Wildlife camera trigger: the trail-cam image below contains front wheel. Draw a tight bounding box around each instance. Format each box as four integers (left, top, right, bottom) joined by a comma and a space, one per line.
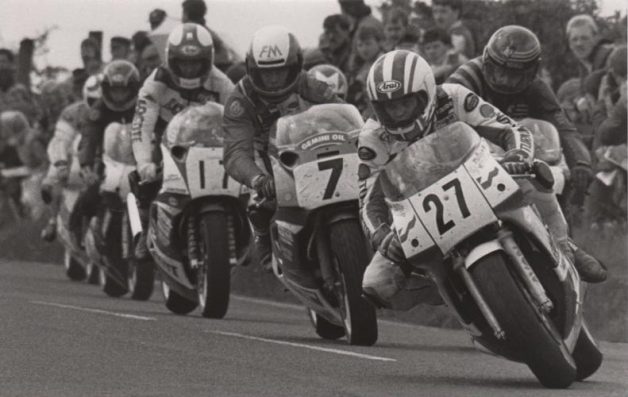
128, 259, 155, 301
100, 267, 127, 298
307, 308, 345, 340
329, 220, 378, 346
197, 212, 231, 319
162, 281, 197, 315
573, 322, 603, 381
64, 249, 85, 281
85, 262, 100, 285
470, 252, 576, 388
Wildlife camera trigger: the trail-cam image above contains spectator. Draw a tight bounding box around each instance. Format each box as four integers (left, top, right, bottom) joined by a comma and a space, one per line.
566, 14, 614, 78
80, 38, 103, 76
432, 0, 475, 58
149, 9, 167, 31
181, 0, 241, 72
0, 49, 39, 124
70, 68, 89, 101
321, 14, 354, 74
395, 31, 420, 53
110, 36, 132, 61
593, 45, 627, 149
409, 1, 435, 42
421, 27, 467, 83
137, 43, 162, 82
338, 0, 383, 46
383, 7, 408, 51
348, 24, 384, 113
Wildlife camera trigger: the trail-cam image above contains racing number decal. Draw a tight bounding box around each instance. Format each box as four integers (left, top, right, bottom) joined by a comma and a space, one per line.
318, 158, 343, 200
197, 160, 229, 190
422, 178, 470, 235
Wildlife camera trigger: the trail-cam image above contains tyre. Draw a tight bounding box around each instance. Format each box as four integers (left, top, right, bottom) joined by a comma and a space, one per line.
128, 258, 155, 301
573, 322, 603, 381
162, 281, 197, 315
307, 308, 345, 340
329, 220, 378, 346
85, 262, 100, 285
471, 252, 576, 388
100, 267, 127, 298
197, 212, 231, 319
64, 249, 86, 281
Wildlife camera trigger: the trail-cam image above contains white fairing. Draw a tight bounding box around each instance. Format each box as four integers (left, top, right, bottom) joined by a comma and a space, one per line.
160, 144, 188, 194
386, 124, 520, 257
293, 153, 359, 209
184, 147, 241, 199
101, 155, 135, 199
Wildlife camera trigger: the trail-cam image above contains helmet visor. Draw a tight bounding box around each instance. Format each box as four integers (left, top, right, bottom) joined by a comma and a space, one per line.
372, 92, 428, 131
485, 58, 537, 94
173, 58, 207, 79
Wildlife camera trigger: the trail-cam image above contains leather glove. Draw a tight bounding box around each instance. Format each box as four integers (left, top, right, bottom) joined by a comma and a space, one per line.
80, 166, 100, 186
501, 149, 531, 175
54, 161, 69, 182
571, 163, 593, 193
137, 162, 158, 182
251, 174, 275, 200
378, 230, 405, 263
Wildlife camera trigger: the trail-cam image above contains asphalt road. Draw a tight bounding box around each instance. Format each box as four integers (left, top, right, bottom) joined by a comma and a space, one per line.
1, 259, 627, 397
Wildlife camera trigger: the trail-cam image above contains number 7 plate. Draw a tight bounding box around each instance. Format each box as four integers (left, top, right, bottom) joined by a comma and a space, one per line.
293, 154, 358, 209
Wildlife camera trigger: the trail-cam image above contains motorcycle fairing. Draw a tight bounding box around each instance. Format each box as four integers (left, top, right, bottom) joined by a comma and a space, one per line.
160, 144, 189, 195
101, 155, 135, 198
184, 147, 242, 199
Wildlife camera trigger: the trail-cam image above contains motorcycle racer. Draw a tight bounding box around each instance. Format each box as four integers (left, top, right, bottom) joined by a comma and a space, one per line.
447, 26, 594, 209
40, 74, 102, 241
222, 25, 343, 269
131, 23, 234, 258
358, 50, 605, 309
308, 63, 349, 100
68, 60, 140, 245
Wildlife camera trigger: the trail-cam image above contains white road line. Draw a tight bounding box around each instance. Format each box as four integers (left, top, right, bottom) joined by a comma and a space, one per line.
207, 330, 397, 362
231, 295, 424, 330
31, 301, 156, 321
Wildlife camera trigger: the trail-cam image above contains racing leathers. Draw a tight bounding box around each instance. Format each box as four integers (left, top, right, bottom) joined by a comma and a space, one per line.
447, 57, 593, 195
222, 72, 342, 265
69, 99, 135, 243
359, 83, 573, 309
131, 66, 234, 178
40, 101, 90, 241
130, 66, 234, 257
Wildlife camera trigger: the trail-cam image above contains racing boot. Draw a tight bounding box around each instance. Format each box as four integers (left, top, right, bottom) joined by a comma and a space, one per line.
40, 218, 57, 242
252, 230, 272, 272
560, 239, 608, 283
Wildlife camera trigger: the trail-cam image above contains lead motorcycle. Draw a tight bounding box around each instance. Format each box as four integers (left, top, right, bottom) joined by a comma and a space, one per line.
382, 121, 602, 388
129, 104, 251, 318
268, 103, 377, 346
84, 122, 155, 299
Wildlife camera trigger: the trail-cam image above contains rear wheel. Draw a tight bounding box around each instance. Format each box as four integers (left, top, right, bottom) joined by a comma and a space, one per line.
573, 322, 603, 381
329, 220, 378, 346
128, 259, 155, 301
471, 252, 576, 388
64, 249, 86, 281
197, 212, 231, 319
162, 281, 197, 315
307, 308, 345, 340
85, 262, 100, 285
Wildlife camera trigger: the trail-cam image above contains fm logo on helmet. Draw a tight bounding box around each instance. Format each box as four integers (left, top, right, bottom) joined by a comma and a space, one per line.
376, 80, 402, 93
259, 45, 283, 59
181, 45, 200, 56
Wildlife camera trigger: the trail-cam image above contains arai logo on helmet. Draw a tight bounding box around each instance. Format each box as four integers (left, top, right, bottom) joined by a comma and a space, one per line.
181, 45, 200, 56
376, 80, 402, 93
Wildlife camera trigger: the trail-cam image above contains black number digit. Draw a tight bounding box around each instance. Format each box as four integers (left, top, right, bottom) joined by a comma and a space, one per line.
318, 158, 343, 200
199, 160, 205, 189
442, 178, 470, 218
423, 194, 455, 234
218, 160, 229, 189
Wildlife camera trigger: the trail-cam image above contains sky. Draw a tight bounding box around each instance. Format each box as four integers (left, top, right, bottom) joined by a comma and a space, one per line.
0, 0, 625, 70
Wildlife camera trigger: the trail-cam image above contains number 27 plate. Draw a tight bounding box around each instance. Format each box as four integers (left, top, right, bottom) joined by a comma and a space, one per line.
406, 167, 497, 254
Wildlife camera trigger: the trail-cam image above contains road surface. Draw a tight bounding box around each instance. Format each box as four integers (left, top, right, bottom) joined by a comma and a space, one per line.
1, 259, 627, 397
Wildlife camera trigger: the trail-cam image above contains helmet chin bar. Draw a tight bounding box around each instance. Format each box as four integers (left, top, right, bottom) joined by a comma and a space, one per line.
177, 76, 202, 90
